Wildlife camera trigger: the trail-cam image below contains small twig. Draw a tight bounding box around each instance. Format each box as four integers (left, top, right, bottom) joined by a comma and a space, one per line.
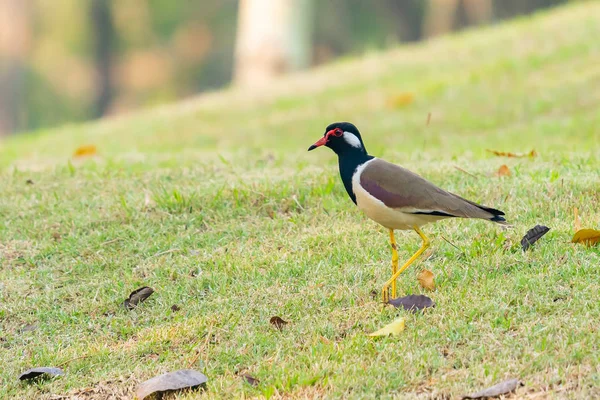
92, 287, 100, 303
422, 248, 435, 261
152, 248, 180, 258
426, 112, 432, 126
188, 323, 214, 368
440, 234, 462, 254
292, 195, 305, 211
100, 238, 121, 246
453, 165, 478, 179
58, 354, 92, 368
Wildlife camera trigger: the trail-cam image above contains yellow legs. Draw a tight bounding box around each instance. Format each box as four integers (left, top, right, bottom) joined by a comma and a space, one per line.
382, 226, 430, 303
389, 229, 399, 299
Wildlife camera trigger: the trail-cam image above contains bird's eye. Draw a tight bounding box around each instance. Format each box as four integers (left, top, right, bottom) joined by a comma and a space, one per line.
333, 128, 343, 137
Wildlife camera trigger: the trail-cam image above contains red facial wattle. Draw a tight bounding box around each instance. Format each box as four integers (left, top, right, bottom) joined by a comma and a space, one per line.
307, 128, 343, 151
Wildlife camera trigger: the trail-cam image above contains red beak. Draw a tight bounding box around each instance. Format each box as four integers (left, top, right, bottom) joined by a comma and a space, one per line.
308, 136, 328, 151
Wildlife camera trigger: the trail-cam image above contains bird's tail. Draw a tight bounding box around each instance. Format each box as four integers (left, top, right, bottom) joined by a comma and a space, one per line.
476, 204, 508, 225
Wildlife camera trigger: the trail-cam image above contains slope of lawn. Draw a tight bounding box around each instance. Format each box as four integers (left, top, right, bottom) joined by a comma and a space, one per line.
1, 2, 599, 399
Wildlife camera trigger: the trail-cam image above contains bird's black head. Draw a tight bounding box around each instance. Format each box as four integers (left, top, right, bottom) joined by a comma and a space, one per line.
307, 122, 367, 156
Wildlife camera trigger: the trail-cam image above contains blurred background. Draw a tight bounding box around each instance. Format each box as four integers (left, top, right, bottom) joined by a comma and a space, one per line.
0, 0, 575, 136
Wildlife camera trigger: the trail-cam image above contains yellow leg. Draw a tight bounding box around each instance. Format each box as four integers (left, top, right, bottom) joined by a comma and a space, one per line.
382, 226, 430, 303
389, 229, 398, 299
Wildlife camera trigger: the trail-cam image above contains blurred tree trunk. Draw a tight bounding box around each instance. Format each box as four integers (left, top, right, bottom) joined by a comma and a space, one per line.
234, 0, 314, 87
0, 0, 31, 135
423, 0, 493, 38
463, 0, 492, 25
377, 0, 425, 42
423, 0, 459, 38
90, 0, 115, 117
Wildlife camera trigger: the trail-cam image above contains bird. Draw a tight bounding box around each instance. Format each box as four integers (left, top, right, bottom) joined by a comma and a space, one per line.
308, 122, 507, 303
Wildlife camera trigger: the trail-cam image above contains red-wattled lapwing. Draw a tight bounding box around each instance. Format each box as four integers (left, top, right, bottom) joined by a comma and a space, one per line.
308, 122, 507, 303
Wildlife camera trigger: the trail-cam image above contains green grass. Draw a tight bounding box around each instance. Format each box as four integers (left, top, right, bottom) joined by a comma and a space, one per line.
1, 3, 600, 399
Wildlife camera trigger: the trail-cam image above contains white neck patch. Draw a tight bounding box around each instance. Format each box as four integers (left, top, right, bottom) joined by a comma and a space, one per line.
343, 131, 362, 149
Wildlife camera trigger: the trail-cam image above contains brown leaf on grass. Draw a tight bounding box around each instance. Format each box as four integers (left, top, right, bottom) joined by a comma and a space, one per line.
135, 369, 207, 400
123, 286, 154, 310
19, 367, 64, 381
574, 207, 581, 232
462, 378, 522, 399
486, 149, 537, 158
170, 304, 181, 312
388, 294, 434, 312
368, 317, 405, 337
520, 225, 550, 251
241, 373, 260, 387
572, 229, 600, 246
26, 179, 34, 185
269, 316, 288, 330
19, 323, 38, 333
73, 145, 97, 158
417, 269, 436, 291
495, 164, 511, 177
386, 92, 414, 108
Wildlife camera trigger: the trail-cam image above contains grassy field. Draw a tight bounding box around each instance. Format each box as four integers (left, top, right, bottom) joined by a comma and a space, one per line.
1, 2, 600, 399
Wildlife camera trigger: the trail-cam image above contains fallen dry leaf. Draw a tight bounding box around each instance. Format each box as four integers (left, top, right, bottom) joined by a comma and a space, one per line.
417, 269, 435, 291
73, 145, 97, 158
26, 179, 34, 185
19, 323, 38, 333
124, 286, 154, 310
388, 294, 434, 312
171, 304, 181, 312
496, 164, 511, 177
135, 369, 207, 400
19, 367, 64, 381
574, 207, 581, 232
241, 373, 260, 387
486, 149, 536, 158
572, 229, 600, 246
269, 316, 288, 331
462, 378, 522, 399
386, 92, 414, 108
368, 317, 405, 337
521, 225, 550, 251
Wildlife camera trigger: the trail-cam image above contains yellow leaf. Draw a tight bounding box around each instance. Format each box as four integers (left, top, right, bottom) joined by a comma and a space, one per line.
574, 207, 581, 232
73, 145, 97, 157
386, 93, 414, 109
417, 269, 436, 291
486, 149, 537, 158
572, 229, 600, 246
368, 317, 405, 337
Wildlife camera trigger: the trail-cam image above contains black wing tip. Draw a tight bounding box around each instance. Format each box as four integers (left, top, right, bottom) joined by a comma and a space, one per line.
477, 204, 506, 221
490, 214, 508, 224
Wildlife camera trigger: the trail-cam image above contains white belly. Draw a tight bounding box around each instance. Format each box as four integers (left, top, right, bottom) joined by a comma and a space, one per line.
351, 160, 443, 230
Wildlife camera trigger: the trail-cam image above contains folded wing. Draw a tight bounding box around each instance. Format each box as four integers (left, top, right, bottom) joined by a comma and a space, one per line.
359, 159, 505, 222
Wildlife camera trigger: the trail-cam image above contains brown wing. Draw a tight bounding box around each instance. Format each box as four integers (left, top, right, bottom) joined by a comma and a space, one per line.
360, 158, 504, 220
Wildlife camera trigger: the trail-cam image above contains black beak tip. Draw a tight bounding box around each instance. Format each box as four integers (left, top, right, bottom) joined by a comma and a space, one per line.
307, 145, 317, 151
